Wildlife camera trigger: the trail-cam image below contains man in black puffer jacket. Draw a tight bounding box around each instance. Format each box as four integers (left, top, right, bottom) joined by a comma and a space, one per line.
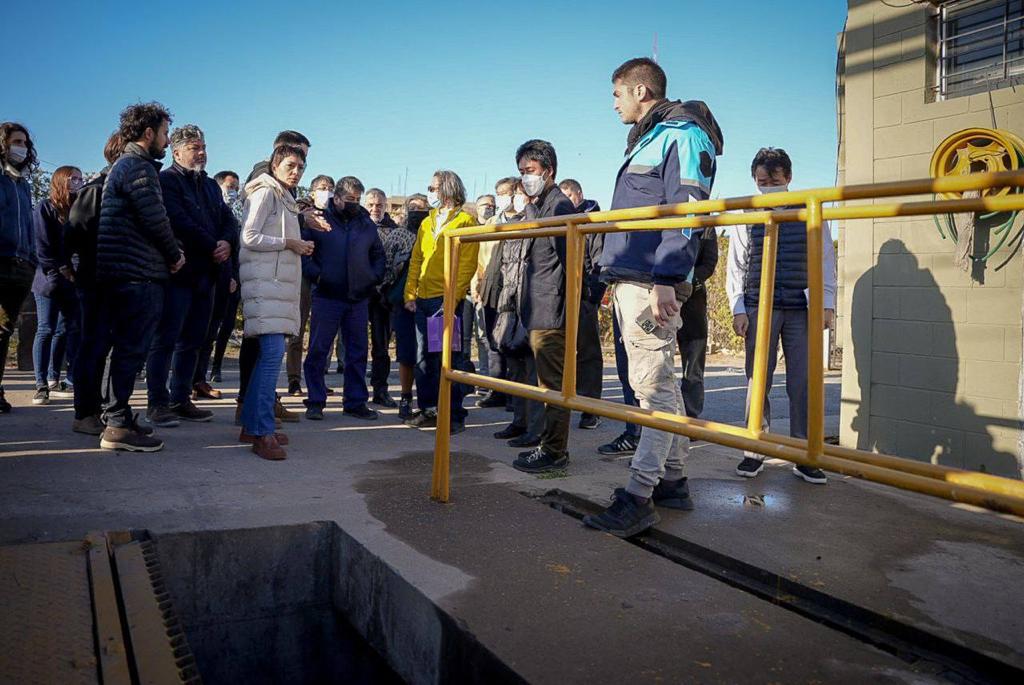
94, 102, 184, 453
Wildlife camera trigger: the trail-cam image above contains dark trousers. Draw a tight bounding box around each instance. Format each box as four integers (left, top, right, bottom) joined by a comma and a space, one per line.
368, 292, 392, 394
743, 308, 809, 450
74, 285, 111, 420
304, 295, 370, 410
239, 336, 259, 400
0, 257, 35, 387
146, 275, 214, 407
99, 280, 164, 427
414, 296, 467, 422
507, 353, 543, 437
286, 278, 312, 383
211, 288, 240, 375
194, 269, 232, 385
32, 287, 80, 388
612, 315, 641, 438
529, 328, 570, 458
576, 299, 603, 401
678, 286, 709, 418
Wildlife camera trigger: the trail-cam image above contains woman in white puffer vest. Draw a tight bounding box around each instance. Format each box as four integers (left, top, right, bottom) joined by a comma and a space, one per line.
238, 144, 313, 461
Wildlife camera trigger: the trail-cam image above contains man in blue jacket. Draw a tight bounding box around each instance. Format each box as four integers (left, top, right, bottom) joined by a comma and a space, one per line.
584, 58, 724, 538
302, 176, 386, 421
146, 125, 237, 428
0, 122, 39, 413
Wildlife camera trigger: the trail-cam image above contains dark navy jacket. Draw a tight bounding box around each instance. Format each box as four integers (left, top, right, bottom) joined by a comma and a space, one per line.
743, 217, 808, 310
32, 199, 74, 297
601, 100, 722, 288
159, 162, 239, 283
0, 171, 35, 264
302, 203, 385, 303
520, 184, 577, 331
67, 169, 107, 287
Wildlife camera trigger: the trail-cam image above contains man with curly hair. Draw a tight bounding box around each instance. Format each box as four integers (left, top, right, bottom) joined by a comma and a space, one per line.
94, 102, 184, 452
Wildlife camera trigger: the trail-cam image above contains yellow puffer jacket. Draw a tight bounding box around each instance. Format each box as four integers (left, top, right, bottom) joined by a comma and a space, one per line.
403, 208, 480, 302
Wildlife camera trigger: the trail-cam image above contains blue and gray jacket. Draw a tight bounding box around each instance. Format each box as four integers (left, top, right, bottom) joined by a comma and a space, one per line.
600, 99, 723, 288
0, 171, 35, 264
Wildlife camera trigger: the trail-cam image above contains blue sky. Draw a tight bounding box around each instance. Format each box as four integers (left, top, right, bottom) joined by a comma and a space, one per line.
7, 0, 846, 209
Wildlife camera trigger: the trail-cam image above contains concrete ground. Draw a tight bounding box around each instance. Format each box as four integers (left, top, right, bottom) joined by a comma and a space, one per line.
0, 361, 1021, 682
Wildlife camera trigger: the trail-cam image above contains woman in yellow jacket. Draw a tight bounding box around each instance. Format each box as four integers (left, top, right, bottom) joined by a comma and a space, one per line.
402, 169, 479, 432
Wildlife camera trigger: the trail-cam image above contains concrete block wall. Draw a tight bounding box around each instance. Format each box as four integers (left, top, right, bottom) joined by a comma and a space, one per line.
840, 1, 1023, 478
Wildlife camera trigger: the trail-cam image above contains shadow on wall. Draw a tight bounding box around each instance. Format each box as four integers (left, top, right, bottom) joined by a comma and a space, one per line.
851, 239, 1019, 477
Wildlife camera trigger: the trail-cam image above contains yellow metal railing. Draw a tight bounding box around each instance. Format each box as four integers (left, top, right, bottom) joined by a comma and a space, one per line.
430, 171, 1024, 516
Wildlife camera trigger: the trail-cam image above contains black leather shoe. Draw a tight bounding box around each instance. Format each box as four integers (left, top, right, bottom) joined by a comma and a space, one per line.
493, 423, 526, 440
372, 391, 398, 408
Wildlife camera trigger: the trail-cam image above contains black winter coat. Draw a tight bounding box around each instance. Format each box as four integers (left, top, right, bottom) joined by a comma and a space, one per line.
96, 144, 181, 283
67, 169, 107, 287
160, 162, 239, 283
519, 185, 576, 331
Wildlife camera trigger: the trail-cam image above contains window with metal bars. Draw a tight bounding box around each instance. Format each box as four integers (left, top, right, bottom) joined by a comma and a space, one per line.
937, 0, 1024, 98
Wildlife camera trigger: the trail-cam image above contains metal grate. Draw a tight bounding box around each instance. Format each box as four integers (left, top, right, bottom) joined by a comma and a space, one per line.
938, 0, 1024, 98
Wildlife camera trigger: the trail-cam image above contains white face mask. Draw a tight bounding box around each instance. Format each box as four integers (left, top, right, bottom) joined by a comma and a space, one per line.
757, 184, 789, 194
314, 189, 333, 209
521, 173, 546, 197
495, 194, 512, 213
513, 194, 528, 213
427, 191, 441, 208
7, 145, 27, 164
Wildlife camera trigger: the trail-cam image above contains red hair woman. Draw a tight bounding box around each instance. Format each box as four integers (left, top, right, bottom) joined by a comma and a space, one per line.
31, 165, 83, 405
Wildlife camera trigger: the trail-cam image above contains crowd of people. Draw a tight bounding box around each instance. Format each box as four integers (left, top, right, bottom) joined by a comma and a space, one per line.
0, 57, 836, 536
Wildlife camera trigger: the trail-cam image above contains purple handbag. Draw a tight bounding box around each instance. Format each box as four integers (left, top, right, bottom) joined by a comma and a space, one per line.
427, 308, 462, 353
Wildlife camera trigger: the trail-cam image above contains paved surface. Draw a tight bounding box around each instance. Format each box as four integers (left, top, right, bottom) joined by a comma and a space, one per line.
0, 362, 1021, 682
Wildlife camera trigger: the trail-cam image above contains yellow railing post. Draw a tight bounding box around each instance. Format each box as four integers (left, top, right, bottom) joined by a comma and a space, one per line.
561, 222, 583, 400
747, 221, 779, 435
430, 233, 459, 502
805, 198, 825, 464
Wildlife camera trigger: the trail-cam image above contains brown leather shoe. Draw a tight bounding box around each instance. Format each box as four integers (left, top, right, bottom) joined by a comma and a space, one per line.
192, 381, 222, 400
274, 398, 300, 423
252, 435, 286, 461
238, 428, 289, 446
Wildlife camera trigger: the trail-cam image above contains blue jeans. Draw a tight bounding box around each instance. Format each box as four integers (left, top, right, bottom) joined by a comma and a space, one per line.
613, 315, 641, 439
32, 287, 80, 388
242, 334, 285, 436
146, 276, 215, 407
304, 295, 369, 410
99, 280, 164, 428
414, 296, 467, 422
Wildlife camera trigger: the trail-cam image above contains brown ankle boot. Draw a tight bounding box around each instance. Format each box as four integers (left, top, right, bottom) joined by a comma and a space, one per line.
252, 435, 286, 461
238, 428, 289, 446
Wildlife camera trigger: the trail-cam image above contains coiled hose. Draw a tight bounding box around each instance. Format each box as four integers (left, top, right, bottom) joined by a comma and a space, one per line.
930, 128, 1024, 271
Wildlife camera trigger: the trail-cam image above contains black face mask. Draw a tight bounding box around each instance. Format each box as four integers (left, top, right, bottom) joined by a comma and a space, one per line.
343, 201, 361, 217
406, 209, 429, 232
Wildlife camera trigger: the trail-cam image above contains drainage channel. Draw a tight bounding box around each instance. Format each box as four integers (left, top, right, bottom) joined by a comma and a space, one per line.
540, 489, 1022, 685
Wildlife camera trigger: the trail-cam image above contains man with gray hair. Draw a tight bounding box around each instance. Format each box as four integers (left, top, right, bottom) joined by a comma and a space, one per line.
364, 187, 400, 406
147, 124, 237, 427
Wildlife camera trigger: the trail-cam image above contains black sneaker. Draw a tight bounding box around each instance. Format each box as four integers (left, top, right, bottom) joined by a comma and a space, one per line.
597, 432, 639, 456
793, 465, 828, 484
288, 379, 303, 397
344, 405, 379, 420
170, 400, 214, 423
0, 389, 10, 413
578, 413, 602, 430
583, 489, 660, 538
736, 457, 765, 478
146, 405, 181, 428
305, 403, 324, 421
512, 447, 568, 474
651, 478, 694, 510
494, 423, 526, 440
508, 434, 541, 448
398, 395, 414, 420
371, 391, 397, 408
32, 387, 50, 405
476, 392, 506, 408
405, 408, 437, 428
